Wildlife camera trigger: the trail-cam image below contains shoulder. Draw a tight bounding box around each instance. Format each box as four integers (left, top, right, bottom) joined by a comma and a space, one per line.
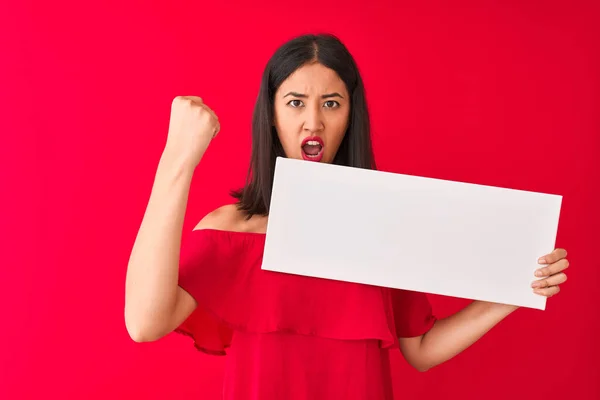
193, 204, 268, 234
193, 204, 243, 231
185, 204, 265, 259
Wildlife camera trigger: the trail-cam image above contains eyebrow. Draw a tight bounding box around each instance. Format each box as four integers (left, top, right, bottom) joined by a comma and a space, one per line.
283, 91, 344, 99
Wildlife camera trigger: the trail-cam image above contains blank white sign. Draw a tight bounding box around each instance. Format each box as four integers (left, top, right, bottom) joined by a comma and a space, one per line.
261, 157, 562, 310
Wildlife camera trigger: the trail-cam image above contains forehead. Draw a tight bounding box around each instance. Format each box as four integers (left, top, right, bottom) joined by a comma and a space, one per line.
277, 63, 347, 95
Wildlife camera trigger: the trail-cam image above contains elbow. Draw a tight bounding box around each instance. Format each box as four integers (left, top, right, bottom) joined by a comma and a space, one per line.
125, 318, 150, 343
410, 359, 434, 372
415, 364, 431, 373
124, 310, 162, 343
126, 323, 152, 343
411, 362, 437, 372
402, 350, 434, 372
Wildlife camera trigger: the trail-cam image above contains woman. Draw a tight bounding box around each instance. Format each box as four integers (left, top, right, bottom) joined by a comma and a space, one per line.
125, 34, 569, 399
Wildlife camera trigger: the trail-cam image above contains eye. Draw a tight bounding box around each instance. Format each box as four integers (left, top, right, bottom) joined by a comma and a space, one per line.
324, 100, 340, 109
287, 99, 304, 108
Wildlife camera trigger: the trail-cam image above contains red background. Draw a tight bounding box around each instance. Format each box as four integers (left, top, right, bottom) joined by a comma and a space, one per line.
1, 1, 599, 399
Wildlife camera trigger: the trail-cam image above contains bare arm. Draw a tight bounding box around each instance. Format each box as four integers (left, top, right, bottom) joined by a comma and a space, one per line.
398, 249, 569, 372
399, 301, 518, 372
124, 96, 221, 342
124, 153, 198, 342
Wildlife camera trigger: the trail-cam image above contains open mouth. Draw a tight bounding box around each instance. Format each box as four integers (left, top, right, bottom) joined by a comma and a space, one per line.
301, 136, 324, 162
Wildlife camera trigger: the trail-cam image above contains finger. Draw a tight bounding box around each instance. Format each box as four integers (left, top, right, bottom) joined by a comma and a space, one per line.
201, 103, 219, 122
183, 95, 203, 104
535, 258, 569, 277
538, 248, 567, 265
531, 272, 567, 288
533, 285, 561, 297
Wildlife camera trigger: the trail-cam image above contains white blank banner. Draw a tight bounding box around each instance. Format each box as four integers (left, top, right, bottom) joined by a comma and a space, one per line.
261, 157, 562, 310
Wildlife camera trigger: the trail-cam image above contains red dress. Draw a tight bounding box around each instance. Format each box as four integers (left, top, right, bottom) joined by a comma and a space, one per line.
176, 229, 437, 399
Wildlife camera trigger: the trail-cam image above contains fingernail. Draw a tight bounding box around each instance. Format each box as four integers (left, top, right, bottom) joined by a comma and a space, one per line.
535, 270, 543, 277
538, 257, 546, 264
533, 289, 542, 295
531, 282, 540, 288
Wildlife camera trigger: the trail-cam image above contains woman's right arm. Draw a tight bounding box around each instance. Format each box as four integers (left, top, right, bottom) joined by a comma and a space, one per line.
124, 96, 220, 343
124, 156, 196, 342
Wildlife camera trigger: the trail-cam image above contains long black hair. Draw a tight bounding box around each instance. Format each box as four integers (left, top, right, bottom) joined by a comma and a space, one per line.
231, 33, 376, 218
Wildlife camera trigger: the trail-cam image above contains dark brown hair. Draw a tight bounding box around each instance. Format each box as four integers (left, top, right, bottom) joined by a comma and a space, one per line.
232, 33, 376, 217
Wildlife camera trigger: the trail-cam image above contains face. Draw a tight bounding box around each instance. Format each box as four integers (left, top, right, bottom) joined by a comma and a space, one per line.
273, 62, 350, 163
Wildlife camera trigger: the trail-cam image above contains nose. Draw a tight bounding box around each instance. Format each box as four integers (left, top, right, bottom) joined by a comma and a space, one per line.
303, 105, 324, 133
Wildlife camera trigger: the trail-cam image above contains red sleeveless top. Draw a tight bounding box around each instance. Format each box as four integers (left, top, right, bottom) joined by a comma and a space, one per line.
176, 228, 436, 399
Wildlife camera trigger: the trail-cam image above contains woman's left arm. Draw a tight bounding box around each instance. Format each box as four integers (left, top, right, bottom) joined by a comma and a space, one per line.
400, 248, 569, 372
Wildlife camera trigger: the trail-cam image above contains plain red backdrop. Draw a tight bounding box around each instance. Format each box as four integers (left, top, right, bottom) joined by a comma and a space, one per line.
1, 0, 599, 399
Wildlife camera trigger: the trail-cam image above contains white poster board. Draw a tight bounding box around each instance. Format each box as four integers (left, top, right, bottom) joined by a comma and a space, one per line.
261, 157, 562, 310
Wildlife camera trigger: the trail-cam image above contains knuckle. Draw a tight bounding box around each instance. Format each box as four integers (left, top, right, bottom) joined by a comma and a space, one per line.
198, 107, 209, 116
175, 96, 194, 109
543, 280, 550, 288
172, 96, 183, 106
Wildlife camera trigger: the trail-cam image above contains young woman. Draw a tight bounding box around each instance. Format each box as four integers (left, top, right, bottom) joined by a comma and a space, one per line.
125, 34, 570, 399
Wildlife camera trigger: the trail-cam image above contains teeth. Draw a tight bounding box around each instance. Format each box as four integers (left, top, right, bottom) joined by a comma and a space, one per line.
305, 140, 321, 146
